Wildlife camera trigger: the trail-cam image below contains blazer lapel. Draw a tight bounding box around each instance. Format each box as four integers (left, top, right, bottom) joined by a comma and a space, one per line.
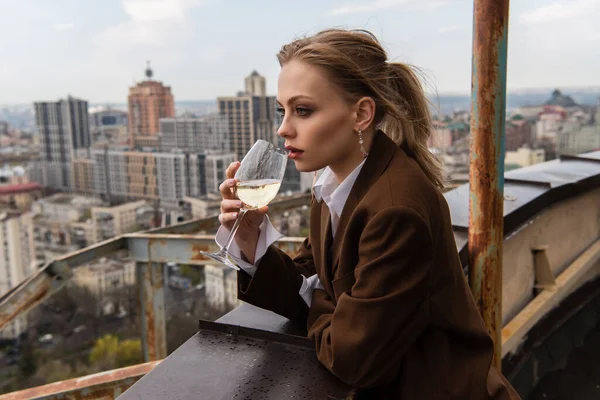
330, 130, 398, 276
320, 201, 334, 291
309, 197, 334, 296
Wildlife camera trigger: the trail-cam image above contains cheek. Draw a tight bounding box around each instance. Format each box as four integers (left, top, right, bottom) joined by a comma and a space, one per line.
308, 111, 352, 146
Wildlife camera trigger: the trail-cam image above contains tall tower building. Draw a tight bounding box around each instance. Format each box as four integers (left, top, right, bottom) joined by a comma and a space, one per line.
245, 70, 266, 96
34, 96, 90, 191
128, 62, 175, 148
217, 95, 278, 160
159, 114, 230, 153
217, 90, 277, 160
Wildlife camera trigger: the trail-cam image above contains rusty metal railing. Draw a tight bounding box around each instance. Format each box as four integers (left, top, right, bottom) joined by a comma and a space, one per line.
0, 361, 160, 400
0, 194, 311, 363
468, 0, 510, 369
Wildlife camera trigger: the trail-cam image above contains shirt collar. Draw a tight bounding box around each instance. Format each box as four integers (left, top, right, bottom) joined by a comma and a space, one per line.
313, 160, 366, 218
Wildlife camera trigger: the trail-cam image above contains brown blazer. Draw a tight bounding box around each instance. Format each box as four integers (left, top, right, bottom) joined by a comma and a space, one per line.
237, 130, 521, 399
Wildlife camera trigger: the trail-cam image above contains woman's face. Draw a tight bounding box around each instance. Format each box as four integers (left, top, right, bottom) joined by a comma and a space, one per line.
276, 60, 360, 175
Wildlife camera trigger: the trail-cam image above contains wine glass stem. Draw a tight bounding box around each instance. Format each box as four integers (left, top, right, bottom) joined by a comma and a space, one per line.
222, 209, 248, 252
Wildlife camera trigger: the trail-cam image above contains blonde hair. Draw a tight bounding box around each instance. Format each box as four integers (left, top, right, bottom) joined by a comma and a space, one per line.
277, 29, 444, 189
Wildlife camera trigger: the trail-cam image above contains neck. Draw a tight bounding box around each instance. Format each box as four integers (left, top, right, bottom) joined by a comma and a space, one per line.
329, 129, 375, 183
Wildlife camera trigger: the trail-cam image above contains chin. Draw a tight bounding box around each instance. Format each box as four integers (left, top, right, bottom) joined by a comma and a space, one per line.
293, 160, 309, 172
294, 160, 327, 172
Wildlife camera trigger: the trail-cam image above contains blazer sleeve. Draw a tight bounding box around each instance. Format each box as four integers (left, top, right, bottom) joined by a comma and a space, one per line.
237, 236, 316, 324
307, 206, 433, 388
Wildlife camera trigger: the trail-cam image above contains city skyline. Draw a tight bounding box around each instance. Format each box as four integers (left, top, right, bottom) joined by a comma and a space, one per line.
2, 0, 600, 104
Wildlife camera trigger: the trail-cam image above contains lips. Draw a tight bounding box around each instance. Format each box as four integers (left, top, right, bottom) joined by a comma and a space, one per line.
285, 145, 304, 159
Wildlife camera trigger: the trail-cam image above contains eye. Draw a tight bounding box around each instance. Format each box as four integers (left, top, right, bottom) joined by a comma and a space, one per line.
275, 106, 285, 116
296, 107, 312, 116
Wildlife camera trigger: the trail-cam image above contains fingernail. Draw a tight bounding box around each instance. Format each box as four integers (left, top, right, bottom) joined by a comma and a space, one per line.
236, 201, 242, 207
229, 179, 236, 186
232, 212, 238, 218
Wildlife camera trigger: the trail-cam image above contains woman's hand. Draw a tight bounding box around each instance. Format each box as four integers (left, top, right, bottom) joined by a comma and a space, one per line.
218, 161, 270, 263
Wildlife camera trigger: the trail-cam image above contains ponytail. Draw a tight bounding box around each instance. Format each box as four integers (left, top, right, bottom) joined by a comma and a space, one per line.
383, 63, 445, 189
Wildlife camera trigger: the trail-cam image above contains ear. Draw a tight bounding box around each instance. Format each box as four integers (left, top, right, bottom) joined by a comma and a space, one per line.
353, 97, 376, 132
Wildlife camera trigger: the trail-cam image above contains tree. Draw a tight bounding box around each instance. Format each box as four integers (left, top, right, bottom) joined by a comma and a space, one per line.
89, 334, 119, 370
89, 334, 142, 370
116, 339, 142, 368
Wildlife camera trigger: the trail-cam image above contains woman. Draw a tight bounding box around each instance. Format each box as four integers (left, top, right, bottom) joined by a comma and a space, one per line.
215, 29, 520, 399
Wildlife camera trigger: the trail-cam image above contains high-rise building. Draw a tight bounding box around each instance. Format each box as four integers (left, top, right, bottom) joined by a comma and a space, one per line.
34, 96, 91, 191
155, 152, 188, 206
245, 70, 266, 96
89, 106, 128, 145
92, 149, 196, 205
217, 71, 278, 160
92, 148, 234, 205
203, 153, 236, 194
92, 149, 159, 202
159, 114, 230, 153
217, 95, 278, 160
128, 62, 175, 148
0, 209, 35, 338
73, 158, 95, 194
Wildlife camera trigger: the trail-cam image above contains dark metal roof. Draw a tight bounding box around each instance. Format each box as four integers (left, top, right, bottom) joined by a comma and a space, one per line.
447, 151, 600, 265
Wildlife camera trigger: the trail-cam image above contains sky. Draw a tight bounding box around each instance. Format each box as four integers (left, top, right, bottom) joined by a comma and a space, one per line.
1, 0, 599, 104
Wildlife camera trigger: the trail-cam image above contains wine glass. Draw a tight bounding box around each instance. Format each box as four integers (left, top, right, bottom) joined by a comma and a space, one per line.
202, 140, 287, 269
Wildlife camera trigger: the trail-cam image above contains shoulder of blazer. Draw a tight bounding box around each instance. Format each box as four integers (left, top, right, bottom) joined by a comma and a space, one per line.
364, 148, 441, 222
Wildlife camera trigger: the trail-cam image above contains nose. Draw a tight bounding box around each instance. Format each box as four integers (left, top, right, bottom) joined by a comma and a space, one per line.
277, 115, 295, 140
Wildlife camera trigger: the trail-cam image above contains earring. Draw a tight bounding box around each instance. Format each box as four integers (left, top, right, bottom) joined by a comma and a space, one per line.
358, 129, 368, 158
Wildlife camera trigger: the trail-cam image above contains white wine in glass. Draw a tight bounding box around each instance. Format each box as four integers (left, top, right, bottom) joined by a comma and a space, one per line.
235, 179, 282, 209
201, 140, 287, 270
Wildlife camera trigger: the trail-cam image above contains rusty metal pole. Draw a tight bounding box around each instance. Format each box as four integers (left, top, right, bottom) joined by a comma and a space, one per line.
137, 262, 167, 362
468, 0, 510, 370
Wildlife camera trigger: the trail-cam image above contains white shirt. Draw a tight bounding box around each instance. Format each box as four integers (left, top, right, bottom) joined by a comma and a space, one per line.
215, 160, 366, 307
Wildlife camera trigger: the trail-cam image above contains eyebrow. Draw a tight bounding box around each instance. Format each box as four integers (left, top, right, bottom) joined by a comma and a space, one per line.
276, 95, 315, 106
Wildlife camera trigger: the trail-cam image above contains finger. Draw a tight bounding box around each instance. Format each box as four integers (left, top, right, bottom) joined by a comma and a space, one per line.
225, 161, 241, 180
245, 206, 269, 224
218, 212, 238, 225
246, 206, 269, 217
220, 199, 242, 213
257, 206, 269, 215
219, 178, 238, 200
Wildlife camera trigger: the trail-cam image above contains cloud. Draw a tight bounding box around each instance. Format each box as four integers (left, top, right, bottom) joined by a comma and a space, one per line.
519, 0, 600, 24
438, 25, 463, 34
52, 23, 74, 31
327, 0, 450, 16
122, 0, 202, 23
97, 0, 205, 46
